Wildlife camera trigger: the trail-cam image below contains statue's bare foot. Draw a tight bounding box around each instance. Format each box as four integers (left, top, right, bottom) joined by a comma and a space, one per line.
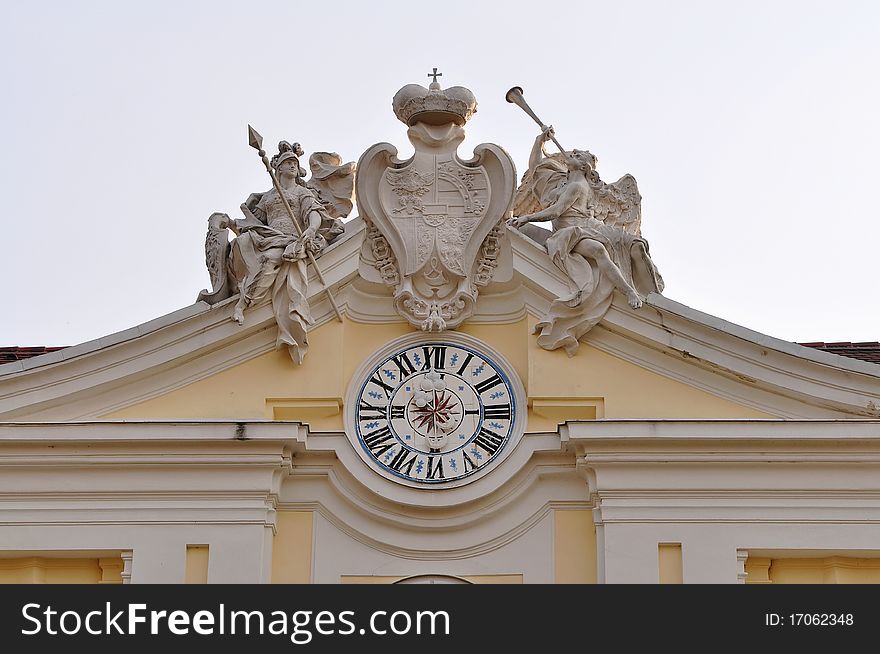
627, 290, 643, 309
233, 305, 245, 325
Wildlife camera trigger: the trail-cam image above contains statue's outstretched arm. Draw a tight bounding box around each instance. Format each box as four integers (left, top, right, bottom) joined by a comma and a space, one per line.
509, 181, 579, 227
528, 125, 556, 172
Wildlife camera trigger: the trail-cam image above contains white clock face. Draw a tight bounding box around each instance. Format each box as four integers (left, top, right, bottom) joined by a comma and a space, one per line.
352, 340, 521, 486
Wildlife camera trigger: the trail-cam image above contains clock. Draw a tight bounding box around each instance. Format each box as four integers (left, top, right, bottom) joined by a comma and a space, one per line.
348, 335, 524, 487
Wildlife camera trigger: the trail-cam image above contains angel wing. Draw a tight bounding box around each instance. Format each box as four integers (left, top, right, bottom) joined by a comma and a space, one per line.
306, 152, 356, 219
591, 173, 642, 236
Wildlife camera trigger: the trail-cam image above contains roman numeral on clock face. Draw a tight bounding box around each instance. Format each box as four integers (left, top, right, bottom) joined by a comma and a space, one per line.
363, 425, 395, 456
421, 345, 446, 371
474, 374, 504, 394
483, 403, 511, 420
391, 352, 418, 377
369, 373, 396, 398
426, 456, 445, 480
474, 426, 504, 456
389, 405, 406, 420
388, 449, 418, 475
358, 401, 386, 421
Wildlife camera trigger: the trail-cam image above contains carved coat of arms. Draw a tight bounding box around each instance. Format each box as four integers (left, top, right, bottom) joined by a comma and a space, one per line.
357, 78, 515, 330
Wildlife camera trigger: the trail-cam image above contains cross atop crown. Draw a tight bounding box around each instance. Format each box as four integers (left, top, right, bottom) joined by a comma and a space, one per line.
428, 67, 442, 89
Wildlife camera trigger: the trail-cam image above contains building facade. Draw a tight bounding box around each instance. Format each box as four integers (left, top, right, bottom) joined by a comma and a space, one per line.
1, 79, 878, 584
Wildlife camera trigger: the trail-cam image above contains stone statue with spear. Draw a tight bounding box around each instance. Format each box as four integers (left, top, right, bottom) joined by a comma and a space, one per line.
197, 126, 354, 364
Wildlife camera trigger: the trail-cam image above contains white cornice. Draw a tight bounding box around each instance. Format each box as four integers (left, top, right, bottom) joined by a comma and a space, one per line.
4, 420, 880, 558
564, 419, 880, 532
594, 298, 879, 417
0, 420, 309, 442
0, 420, 584, 557
563, 418, 880, 442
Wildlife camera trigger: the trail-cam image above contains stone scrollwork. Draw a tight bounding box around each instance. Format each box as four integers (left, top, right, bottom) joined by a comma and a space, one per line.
474, 224, 504, 287
366, 222, 400, 287
357, 77, 516, 332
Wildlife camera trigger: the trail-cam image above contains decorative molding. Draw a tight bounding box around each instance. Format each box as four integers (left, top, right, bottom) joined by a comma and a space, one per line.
566, 419, 880, 527
4, 419, 880, 580
562, 418, 880, 441
120, 550, 133, 584
736, 548, 749, 584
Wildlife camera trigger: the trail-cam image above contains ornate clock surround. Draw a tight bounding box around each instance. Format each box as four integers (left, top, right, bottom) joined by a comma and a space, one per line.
345, 332, 527, 489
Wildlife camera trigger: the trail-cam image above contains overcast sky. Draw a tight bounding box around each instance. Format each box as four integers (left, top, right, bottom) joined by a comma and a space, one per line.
2, 1, 878, 347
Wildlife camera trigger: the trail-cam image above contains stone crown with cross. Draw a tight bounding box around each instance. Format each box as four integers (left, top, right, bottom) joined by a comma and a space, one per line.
392, 69, 477, 127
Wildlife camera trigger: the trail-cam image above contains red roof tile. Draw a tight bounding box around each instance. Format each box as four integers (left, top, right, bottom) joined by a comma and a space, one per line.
799, 342, 880, 364
0, 346, 68, 364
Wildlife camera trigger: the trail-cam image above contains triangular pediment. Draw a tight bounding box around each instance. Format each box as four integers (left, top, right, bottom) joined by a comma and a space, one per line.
1, 217, 877, 424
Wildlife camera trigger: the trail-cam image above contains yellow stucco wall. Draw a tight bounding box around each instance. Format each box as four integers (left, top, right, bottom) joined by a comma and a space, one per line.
525, 318, 772, 426
554, 509, 596, 583
0, 557, 122, 584
272, 511, 314, 584
746, 556, 880, 583
104, 315, 770, 427
658, 543, 684, 584
185, 545, 209, 584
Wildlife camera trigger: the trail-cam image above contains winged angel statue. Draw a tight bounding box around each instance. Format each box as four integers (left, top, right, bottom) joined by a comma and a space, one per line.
508, 126, 664, 355
197, 141, 355, 364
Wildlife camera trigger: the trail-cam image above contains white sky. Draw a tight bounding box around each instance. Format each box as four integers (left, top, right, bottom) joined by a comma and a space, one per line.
2, 1, 878, 346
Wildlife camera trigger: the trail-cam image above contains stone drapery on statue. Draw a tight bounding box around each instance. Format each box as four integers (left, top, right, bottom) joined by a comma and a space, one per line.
509, 128, 663, 355
197, 142, 354, 364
